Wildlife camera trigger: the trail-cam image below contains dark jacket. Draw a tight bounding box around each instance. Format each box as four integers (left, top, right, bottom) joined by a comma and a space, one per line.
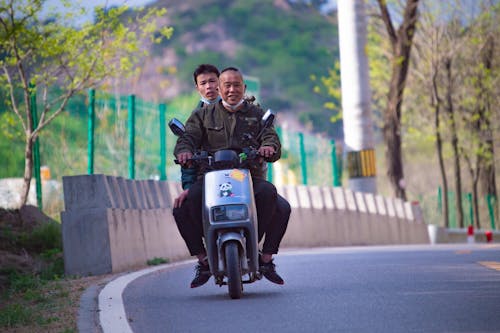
174, 100, 281, 179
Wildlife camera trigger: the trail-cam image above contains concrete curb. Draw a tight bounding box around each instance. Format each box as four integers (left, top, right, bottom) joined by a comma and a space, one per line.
78, 284, 104, 333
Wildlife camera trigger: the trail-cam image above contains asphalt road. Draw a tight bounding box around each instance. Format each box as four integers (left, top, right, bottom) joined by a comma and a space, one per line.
99, 244, 500, 333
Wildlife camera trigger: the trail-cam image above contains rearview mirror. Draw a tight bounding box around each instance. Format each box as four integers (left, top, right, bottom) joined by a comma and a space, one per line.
168, 118, 186, 137
261, 109, 275, 128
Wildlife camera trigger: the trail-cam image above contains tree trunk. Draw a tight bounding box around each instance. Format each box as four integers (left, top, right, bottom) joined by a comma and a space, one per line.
450, 127, 464, 227
21, 136, 34, 207
444, 58, 464, 228
431, 65, 449, 227
469, 118, 483, 229
383, 111, 405, 200
480, 161, 498, 228
433, 98, 449, 227
473, 172, 481, 230
377, 0, 420, 200
20, 84, 34, 208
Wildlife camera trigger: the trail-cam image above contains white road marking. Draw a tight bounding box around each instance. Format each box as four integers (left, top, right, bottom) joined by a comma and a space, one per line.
99, 261, 193, 333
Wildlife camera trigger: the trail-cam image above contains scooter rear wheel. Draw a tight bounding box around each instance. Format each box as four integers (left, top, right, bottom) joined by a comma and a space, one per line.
225, 241, 243, 299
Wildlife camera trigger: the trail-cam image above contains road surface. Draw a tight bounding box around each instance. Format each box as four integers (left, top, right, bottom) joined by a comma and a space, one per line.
98, 244, 500, 333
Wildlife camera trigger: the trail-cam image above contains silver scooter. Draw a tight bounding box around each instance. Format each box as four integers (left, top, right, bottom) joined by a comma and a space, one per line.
169, 110, 275, 299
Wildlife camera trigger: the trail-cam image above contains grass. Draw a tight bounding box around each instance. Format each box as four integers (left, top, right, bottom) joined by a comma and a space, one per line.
0, 217, 90, 332
147, 257, 169, 265
0, 274, 81, 332
0, 304, 32, 328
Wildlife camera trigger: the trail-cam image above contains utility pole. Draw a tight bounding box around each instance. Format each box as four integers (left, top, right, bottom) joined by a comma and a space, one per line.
337, 0, 377, 193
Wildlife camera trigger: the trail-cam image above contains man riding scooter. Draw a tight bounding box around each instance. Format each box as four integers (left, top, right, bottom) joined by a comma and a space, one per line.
172, 64, 291, 288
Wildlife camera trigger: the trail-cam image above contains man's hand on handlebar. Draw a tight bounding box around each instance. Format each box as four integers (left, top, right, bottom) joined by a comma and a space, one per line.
258, 146, 275, 159
177, 151, 193, 165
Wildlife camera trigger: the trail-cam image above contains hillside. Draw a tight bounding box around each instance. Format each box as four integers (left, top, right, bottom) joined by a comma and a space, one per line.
121, 0, 341, 137
0, 0, 342, 182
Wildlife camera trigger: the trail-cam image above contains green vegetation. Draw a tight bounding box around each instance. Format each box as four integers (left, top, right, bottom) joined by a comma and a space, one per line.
163, 0, 340, 136
147, 257, 169, 265
0, 111, 25, 177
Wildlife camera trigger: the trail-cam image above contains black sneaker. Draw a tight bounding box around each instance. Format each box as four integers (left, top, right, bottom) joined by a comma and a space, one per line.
259, 258, 284, 285
190, 261, 211, 288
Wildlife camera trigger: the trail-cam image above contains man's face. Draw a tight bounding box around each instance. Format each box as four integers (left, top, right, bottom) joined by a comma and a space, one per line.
196, 72, 219, 101
219, 70, 246, 105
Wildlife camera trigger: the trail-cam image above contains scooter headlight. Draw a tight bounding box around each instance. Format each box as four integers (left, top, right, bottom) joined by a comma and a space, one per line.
212, 204, 248, 222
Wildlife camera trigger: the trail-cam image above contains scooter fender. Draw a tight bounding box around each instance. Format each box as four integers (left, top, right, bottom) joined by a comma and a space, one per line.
216, 231, 248, 273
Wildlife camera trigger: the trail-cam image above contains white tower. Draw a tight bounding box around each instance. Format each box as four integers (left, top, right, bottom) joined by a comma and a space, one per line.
337, 0, 377, 193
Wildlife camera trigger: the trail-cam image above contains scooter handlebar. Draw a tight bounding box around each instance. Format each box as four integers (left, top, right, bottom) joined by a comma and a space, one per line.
176, 149, 262, 169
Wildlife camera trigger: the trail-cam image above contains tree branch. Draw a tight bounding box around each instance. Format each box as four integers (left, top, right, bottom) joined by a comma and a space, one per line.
376, 0, 398, 47
2, 65, 26, 133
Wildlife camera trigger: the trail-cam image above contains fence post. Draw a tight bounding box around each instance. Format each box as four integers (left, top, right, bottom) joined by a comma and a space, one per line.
449, 191, 456, 228
467, 193, 473, 226
87, 89, 95, 175
487, 194, 496, 230
299, 133, 307, 185
128, 95, 136, 179
331, 139, 341, 186
437, 186, 442, 215
30, 83, 42, 209
159, 103, 167, 180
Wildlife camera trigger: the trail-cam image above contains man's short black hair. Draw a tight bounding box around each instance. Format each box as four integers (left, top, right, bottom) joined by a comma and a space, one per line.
193, 64, 220, 84
220, 66, 241, 75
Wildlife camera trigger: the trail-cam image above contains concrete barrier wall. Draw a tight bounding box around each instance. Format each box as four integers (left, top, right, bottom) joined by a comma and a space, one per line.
61, 174, 430, 276
61, 175, 187, 276
278, 185, 429, 248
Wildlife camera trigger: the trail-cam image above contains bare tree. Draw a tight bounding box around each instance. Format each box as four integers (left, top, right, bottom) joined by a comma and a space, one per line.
0, 0, 173, 207
408, 0, 499, 228
375, 0, 420, 200
443, 56, 465, 228
411, 12, 451, 227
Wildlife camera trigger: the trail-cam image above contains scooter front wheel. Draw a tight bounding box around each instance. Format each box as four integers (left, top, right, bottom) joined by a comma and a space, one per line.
225, 241, 243, 299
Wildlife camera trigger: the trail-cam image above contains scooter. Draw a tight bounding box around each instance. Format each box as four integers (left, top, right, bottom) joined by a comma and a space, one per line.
169, 110, 275, 299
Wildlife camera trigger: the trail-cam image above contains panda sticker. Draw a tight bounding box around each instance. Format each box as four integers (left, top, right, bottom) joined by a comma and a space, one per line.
219, 182, 233, 197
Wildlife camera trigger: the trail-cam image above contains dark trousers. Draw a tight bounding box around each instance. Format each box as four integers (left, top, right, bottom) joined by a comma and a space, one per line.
172, 178, 290, 256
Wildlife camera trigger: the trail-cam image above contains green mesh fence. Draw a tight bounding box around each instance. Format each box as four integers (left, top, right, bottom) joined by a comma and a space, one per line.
92, 92, 192, 180
93, 94, 129, 177
276, 128, 337, 186
38, 90, 341, 187
421, 187, 498, 230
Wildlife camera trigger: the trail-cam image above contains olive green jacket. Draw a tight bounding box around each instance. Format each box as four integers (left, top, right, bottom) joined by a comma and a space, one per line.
174, 100, 281, 179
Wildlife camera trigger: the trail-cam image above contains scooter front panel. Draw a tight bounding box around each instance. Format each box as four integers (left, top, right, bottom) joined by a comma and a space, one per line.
204, 169, 254, 207
202, 168, 260, 277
